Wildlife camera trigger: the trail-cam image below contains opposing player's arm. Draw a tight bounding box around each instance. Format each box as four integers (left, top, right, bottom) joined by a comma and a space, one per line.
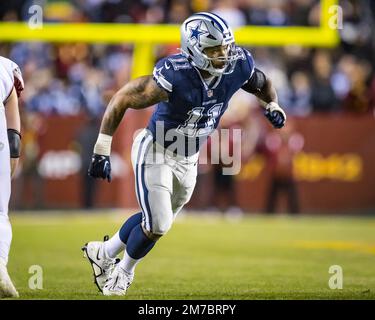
89, 75, 168, 181
4, 87, 21, 177
242, 68, 286, 129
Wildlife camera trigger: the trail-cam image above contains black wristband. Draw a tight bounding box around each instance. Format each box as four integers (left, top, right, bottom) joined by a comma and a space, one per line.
7, 128, 21, 158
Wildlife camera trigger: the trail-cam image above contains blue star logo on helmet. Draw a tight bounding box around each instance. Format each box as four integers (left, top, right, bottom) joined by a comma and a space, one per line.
189, 21, 208, 45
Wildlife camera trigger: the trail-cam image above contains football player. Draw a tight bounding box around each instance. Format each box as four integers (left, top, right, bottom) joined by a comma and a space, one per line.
0, 56, 23, 298
83, 12, 286, 295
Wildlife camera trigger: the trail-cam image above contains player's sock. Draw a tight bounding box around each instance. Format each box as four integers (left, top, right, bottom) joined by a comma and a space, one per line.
119, 212, 143, 244
126, 224, 156, 259
119, 250, 142, 274
104, 212, 142, 258
119, 224, 156, 273
103, 231, 123, 258
0, 216, 12, 264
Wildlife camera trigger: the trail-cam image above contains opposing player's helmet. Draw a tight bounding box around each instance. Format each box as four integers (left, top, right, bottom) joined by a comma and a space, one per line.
180, 12, 240, 76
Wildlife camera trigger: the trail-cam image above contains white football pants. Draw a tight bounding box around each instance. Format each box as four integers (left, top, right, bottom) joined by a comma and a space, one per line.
131, 129, 198, 236
0, 104, 12, 264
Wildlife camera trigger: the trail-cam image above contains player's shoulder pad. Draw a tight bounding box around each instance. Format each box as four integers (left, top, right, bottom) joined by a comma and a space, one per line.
153, 54, 191, 93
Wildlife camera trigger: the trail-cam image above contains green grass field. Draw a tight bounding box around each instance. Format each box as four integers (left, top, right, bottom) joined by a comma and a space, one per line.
6, 210, 375, 300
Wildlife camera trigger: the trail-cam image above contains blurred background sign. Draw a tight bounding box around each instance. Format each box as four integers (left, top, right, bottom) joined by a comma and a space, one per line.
12, 113, 374, 213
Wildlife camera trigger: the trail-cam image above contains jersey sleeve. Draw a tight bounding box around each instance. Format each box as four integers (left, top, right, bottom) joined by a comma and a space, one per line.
238, 48, 255, 85
0, 57, 24, 99
12, 62, 24, 97
152, 57, 174, 93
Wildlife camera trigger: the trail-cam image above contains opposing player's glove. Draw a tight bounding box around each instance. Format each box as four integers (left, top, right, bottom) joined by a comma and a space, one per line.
88, 154, 112, 182
264, 102, 286, 129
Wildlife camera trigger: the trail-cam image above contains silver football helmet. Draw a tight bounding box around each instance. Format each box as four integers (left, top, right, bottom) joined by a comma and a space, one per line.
180, 12, 240, 76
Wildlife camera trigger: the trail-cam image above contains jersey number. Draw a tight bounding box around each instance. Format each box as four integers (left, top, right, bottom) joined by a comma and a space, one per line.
177, 103, 223, 137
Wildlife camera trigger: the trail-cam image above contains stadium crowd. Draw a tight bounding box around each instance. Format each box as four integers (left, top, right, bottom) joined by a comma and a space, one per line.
0, 0, 374, 117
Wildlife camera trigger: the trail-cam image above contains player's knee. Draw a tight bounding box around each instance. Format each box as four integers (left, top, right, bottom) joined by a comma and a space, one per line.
145, 214, 173, 239
153, 219, 173, 237
142, 224, 171, 241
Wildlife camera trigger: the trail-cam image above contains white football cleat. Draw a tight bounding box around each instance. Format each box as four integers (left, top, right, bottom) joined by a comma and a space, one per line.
82, 236, 119, 292
102, 265, 134, 296
0, 260, 19, 298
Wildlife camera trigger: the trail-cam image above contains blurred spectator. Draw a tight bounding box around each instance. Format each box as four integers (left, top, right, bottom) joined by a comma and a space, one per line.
342, 59, 372, 113
211, 0, 247, 28
310, 50, 338, 112
284, 71, 312, 116
12, 112, 45, 210
74, 116, 101, 208
289, 0, 317, 26
143, 4, 166, 24
331, 54, 355, 101
262, 120, 304, 214
166, 0, 192, 23
244, 0, 268, 25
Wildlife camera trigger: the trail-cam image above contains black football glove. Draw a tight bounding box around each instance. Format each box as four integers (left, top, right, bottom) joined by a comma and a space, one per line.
264, 102, 286, 129
88, 154, 112, 182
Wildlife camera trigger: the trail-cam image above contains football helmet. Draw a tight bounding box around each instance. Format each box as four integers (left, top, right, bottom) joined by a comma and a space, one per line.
180, 12, 240, 76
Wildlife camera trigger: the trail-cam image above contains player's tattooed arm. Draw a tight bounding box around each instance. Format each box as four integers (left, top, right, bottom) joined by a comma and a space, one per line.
100, 75, 168, 135
241, 68, 278, 107
89, 75, 168, 178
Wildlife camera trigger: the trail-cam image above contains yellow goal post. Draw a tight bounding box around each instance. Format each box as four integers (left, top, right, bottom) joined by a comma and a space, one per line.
0, 0, 339, 79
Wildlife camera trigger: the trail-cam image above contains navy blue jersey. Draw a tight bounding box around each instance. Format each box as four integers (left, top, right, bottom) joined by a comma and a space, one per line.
148, 47, 255, 156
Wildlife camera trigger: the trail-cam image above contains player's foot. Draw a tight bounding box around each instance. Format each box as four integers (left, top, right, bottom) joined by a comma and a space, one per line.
0, 260, 19, 298
102, 265, 134, 296
82, 235, 119, 292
